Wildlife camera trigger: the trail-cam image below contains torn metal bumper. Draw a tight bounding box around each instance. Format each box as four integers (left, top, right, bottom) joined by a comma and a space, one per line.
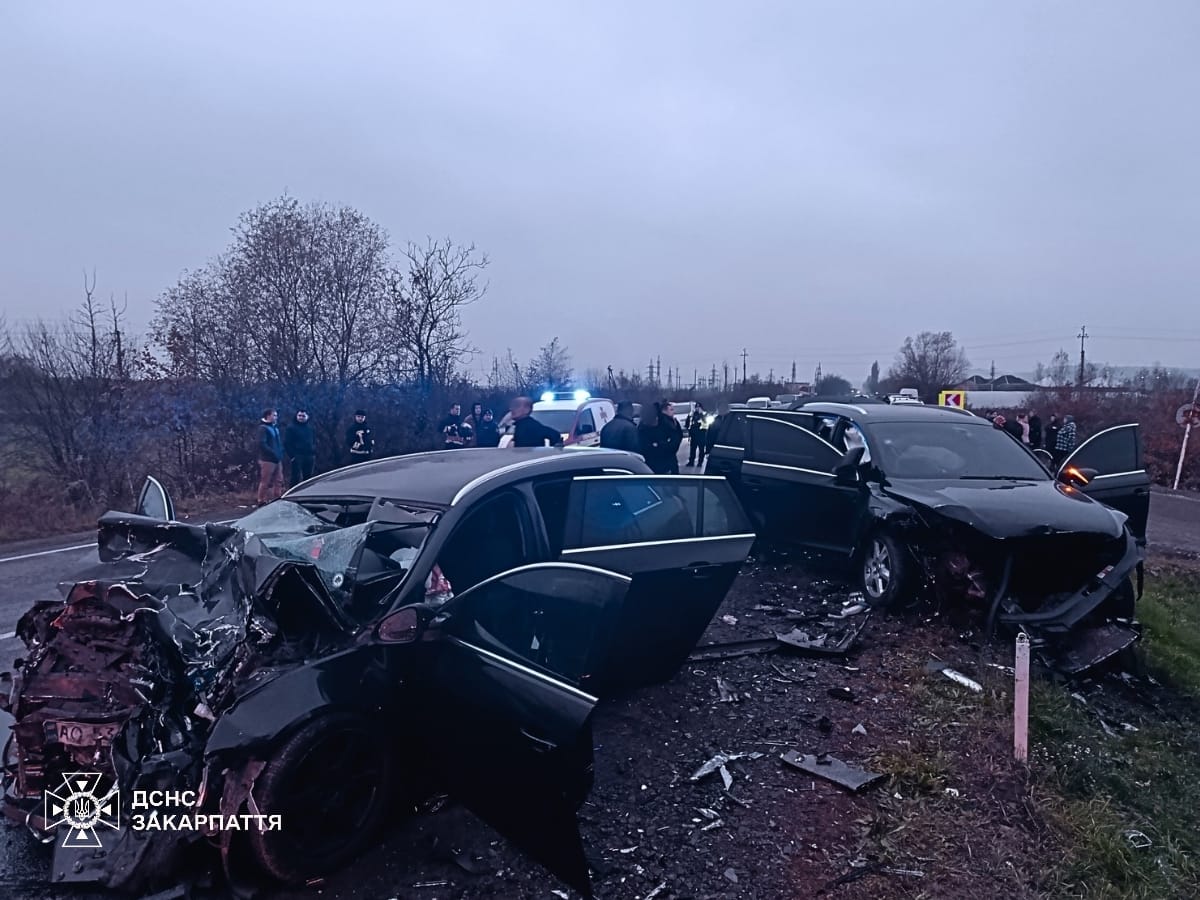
997, 531, 1143, 672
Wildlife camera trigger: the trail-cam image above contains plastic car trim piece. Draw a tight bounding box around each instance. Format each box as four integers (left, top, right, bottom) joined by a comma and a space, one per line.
561, 533, 757, 555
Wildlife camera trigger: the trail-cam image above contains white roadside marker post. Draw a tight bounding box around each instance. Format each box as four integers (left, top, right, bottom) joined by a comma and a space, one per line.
1014, 632, 1030, 763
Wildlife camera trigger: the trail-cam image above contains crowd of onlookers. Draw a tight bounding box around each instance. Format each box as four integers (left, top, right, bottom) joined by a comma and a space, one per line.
983, 408, 1078, 465
252, 395, 715, 504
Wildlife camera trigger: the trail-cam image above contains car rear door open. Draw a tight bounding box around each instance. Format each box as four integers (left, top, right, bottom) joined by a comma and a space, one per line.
557, 475, 754, 691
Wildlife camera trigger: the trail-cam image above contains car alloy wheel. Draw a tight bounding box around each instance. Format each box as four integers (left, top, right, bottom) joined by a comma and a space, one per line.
863, 538, 892, 600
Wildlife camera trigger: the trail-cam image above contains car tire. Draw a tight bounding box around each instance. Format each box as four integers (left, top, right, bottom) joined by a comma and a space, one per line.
247, 712, 395, 884
859, 531, 910, 609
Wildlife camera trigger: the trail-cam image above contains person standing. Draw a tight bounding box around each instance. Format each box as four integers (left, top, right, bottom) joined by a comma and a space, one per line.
256, 408, 284, 506
1045, 414, 1061, 458
510, 396, 564, 447
284, 408, 316, 486
1028, 410, 1043, 449
438, 403, 465, 450
461, 402, 486, 447
474, 408, 501, 447
660, 400, 683, 473
686, 402, 708, 468
1017, 412, 1031, 445
600, 400, 640, 453
1003, 414, 1023, 441
1054, 415, 1077, 466
346, 410, 375, 463
638, 402, 677, 474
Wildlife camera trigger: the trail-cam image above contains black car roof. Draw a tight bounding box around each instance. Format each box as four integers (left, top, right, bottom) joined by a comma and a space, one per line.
777, 401, 981, 424
285, 447, 648, 507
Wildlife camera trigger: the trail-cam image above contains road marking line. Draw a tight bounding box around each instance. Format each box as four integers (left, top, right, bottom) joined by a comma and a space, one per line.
0, 543, 94, 564
1, 631, 15, 641
0, 518, 239, 566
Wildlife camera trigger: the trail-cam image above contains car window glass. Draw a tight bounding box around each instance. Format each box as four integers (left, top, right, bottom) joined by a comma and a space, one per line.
566, 478, 749, 548
436, 492, 528, 595
447, 567, 624, 687
870, 422, 1048, 480
749, 418, 841, 471
1065, 426, 1140, 475
576, 408, 596, 435
718, 413, 745, 447
533, 480, 571, 555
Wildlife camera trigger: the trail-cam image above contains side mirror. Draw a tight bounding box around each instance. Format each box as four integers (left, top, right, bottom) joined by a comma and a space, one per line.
377, 606, 425, 643
834, 446, 866, 486
1059, 465, 1099, 488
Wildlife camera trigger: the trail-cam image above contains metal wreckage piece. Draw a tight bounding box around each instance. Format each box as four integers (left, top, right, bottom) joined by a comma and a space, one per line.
0, 513, 351, 891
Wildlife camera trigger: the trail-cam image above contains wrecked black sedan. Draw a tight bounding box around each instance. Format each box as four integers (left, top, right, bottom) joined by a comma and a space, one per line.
1, 449, 754, 895
706, 402, 1150, 671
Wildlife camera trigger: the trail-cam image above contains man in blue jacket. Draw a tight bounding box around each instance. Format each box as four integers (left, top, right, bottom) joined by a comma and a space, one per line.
257, 408, 284, 506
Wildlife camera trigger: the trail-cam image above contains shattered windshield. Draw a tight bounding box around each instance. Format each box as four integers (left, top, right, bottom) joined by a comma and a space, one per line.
236, 499, 435, 623
869, 422, 1049, 481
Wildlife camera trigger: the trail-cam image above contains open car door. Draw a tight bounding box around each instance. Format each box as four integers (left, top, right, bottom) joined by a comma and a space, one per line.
135, 475, 175, 521
1059, 423, 1151, 542
403, 563, 633, 897
557, 475, 755, 690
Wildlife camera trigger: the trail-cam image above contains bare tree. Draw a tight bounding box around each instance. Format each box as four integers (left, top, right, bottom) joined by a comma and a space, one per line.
1046, 349, 1073, 387
524, 338, 573, 392
8, 273, 142, 504
886, 331, 970, 402
391, 238, 488, 390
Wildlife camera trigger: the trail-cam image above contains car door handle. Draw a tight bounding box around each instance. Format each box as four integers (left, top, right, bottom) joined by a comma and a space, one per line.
521, 729, 557, 753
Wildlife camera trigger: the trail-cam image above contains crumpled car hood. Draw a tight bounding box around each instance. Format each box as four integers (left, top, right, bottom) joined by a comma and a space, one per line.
882, 478, 1124, 540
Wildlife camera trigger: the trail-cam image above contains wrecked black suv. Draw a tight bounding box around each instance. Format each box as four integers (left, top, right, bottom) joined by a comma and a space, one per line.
1, 449, 754, 895
706, 402, 1150, 671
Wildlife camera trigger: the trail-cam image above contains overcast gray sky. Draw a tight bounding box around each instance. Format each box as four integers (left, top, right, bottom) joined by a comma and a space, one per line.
2, 1, 1198, 383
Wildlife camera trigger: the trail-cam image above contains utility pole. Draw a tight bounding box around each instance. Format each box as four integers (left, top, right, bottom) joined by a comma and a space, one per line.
693, 368, 698, 389
723, 361, 730, 393
656, 356, 662, 384
676, 367, 681, 389
648, 358, 655, 384
768, 368, 774, 383
791, 360, 797, 384
1077, 325, 1089, 386
741, 348, 748, 385
814, 361, 822, 387
990, 360, 996, 390
711, 364, 718, 390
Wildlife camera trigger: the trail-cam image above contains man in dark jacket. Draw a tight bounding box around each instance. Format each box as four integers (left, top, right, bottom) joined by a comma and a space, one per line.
438, 403, 465, 450
256, 408, 284, 506
1003, 415, 1024, 441
284, 409, 316, 486
510, 396, 564, 448
600, 401, 640, 453
346, 410, 375, 463
1045, 414, 1060, 458
660, 401, 683, 473
686, 402, 708, 467
474, 408, 501, 447
1028, 410, 1043, 449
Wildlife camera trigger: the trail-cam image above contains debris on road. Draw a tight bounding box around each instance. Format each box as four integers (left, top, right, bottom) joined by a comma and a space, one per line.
925, 660, 983, 692
1124, 829, 1153, 850
724, 867, 739, 883
688, 751, 763, 782
851, 723, 867, 736
644, 882, 668, 899
716, 676, 737, 703
722, 614, 739, 626
827, 686, 856, 702
780, 751, 885, 793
